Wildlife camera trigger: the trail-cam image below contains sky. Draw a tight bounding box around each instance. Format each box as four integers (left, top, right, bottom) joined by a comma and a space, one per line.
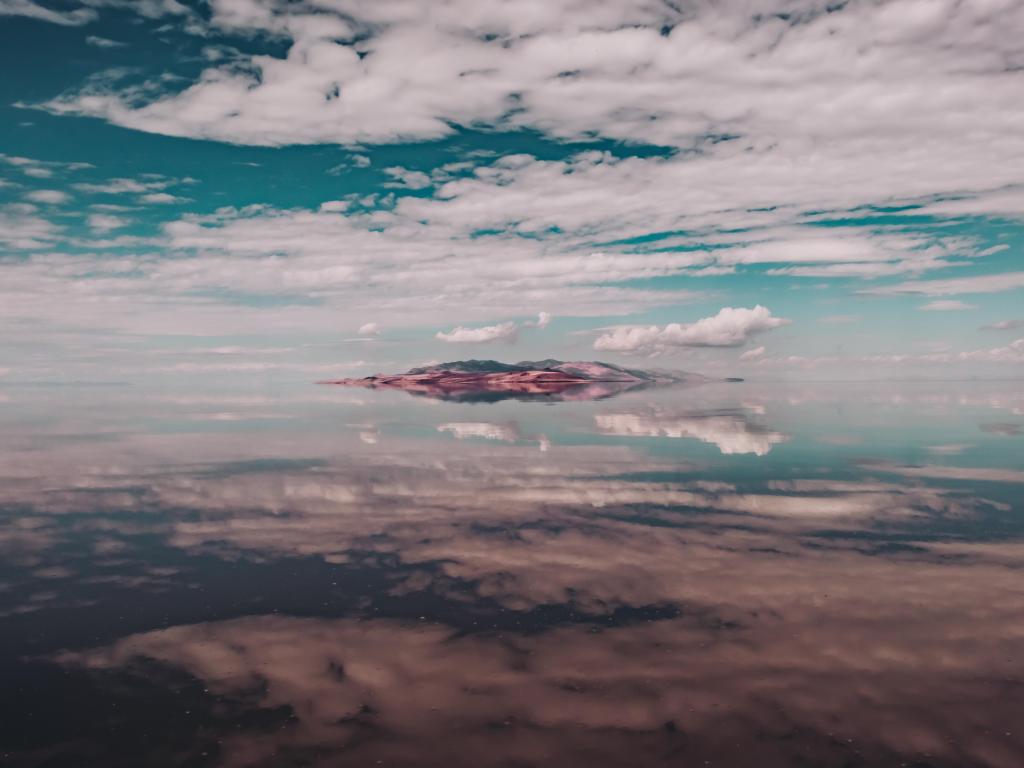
1, 0, 1023, 383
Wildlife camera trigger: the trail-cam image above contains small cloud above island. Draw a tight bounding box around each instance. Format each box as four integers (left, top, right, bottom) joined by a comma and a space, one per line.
437, 321, 518, 344
436, 313, 550, 344
594, 306, 789, 355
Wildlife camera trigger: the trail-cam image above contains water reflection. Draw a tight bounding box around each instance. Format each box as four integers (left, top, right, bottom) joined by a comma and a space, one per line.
594, 405, 788, 455
1, 382, 1022, 767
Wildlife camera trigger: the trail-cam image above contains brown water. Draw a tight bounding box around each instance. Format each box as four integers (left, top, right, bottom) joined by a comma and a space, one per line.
1, 380, 1022, 767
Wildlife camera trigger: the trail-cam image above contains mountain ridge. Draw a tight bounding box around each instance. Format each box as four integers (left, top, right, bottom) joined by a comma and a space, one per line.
322, 359, 718, 402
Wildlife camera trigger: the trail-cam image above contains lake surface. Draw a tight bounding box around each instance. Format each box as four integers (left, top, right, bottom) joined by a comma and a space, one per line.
1, 379, 1022, 767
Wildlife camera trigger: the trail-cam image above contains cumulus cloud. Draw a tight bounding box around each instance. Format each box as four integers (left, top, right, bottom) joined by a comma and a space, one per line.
139, 192, 188, 204
0, 204, 60, 249
594, 306, 789, 355
740, 346, 765, 361
86, 213, 128, 233
24, 189, 68, 204
358, 322, 381, 336
436, 321, 518, 344
528, 312, 551, 329
383, 167, 432, 190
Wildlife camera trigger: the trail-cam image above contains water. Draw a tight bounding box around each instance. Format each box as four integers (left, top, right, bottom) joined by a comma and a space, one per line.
1, 380, 1022, 767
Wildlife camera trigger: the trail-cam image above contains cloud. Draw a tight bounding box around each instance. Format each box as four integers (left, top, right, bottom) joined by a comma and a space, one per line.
527, 312, 551, 329
435, 311, 550, 344
86, 213, 128, 233
383, 167, 432, 190
861, 272, 1024, 297
74, 175, 186, 195
919, 300, 977, 311
24, 189, 69, 204
358, 322, 381, 336
594, 306, 789, 355
0, 204, 60, 249
982, 319, 1024, 331
139, 192, 187, 204
85, 35, 125, 48
748, 338, 1024, 368
739, 346, 765, 361
436, 321, 518, 344
595, 407, 788, 456
0, 0, 96, 26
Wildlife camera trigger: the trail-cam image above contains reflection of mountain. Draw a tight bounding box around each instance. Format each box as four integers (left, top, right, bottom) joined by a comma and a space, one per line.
323, 359, 703, 402
595, 407, 788, 455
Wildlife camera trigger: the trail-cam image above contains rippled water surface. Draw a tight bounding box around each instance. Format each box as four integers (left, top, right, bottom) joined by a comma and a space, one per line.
2, 380, 1023, 767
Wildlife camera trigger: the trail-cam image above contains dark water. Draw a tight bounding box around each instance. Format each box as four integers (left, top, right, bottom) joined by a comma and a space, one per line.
1, 380, 1022, 767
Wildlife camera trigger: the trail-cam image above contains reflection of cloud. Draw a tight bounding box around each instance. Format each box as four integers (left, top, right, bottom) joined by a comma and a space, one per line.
438, 420, 550, 451
980, 422, 1022, 436
595, 408, 788, 455
55, 545, 1024, 768
6, 387, 1024, 766
926, 443, 972, 455
860, 460, 1024, 484
438, 421, 521, 442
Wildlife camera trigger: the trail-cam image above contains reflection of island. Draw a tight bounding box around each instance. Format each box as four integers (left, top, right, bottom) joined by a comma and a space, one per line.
323, 359, 702, 402
595, 407, 788, 455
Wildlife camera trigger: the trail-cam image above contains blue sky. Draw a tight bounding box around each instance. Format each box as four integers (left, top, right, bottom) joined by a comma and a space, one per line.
1, 0, 1023, 382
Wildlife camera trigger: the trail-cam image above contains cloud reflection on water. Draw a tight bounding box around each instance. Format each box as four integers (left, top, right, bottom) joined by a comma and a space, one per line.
0, 382, 1022, 766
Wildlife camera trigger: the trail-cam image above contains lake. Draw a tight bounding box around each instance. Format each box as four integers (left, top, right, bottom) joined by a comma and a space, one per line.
1, 379, 1022, 767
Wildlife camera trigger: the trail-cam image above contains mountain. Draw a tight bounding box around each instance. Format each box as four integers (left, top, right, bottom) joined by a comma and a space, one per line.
406, 359, 692, 383
321, 360, 705, 402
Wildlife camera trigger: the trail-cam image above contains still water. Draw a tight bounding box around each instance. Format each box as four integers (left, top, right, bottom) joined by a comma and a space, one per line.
1, 380, 1022, 767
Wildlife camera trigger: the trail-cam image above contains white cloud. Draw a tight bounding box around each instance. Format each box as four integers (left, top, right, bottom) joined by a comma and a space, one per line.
139, 192, 187, 204
529, 311, 551, 329
862, 272, 1024, 297
0, 0, 96, 26
740, 346, 765, 361
436, 321, 518, 344
594, 306, 789, 355
0, 204, 60, 249
383, 167, 432, 190
919, 300, 977, 311
358, 322, 381, 336
595, 410, 788, 456
74, 176, 184, 195
87, 213, 128, 233
24, 189, 68, 204
86, 35, 126, 48
33, 0, 1024, 235
748, 338, 1024, 368
981, 319, 1024, 331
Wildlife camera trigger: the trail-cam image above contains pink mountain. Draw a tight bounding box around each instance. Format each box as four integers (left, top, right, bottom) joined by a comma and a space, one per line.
321, 360, 707, 402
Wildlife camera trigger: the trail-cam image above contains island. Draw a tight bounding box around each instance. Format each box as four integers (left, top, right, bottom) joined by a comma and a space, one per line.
320, 359, 708, 402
